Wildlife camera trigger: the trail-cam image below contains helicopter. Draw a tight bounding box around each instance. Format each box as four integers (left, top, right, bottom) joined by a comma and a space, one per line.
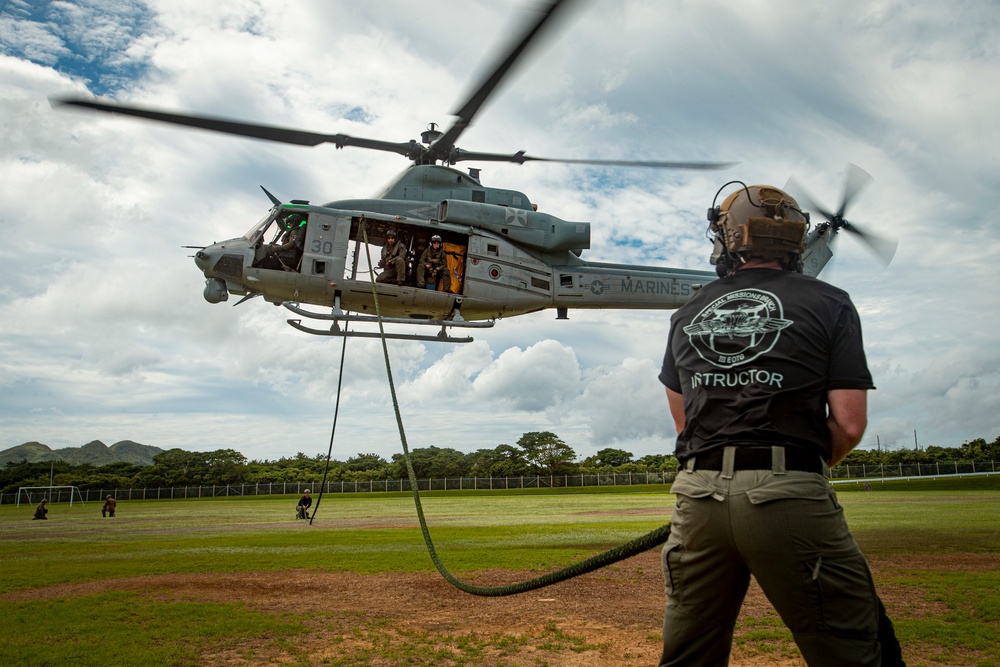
52, 0, 893, 344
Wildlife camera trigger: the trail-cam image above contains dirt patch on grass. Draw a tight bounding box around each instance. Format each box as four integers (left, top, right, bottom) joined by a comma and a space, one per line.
3, 551, 992, 666
873, 552, 1000, 572
577, 507, 671, 517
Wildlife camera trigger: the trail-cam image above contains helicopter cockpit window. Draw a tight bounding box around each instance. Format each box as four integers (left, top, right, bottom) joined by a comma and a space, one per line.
243, 210, 278, 242
251, 212, 309, 271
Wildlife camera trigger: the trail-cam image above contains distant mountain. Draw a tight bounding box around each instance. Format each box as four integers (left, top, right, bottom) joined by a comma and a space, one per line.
55, 440, 117, 466
0, 440, 164, 466
0, 442, 62, 465
109, 440, 164, 465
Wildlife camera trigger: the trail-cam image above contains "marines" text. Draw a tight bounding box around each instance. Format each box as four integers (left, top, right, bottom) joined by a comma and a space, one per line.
621, 279, 692, 296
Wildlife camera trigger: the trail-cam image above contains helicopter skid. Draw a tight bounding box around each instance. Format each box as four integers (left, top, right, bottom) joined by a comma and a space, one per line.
282, 302, 495, 329
286, 319, 474, 343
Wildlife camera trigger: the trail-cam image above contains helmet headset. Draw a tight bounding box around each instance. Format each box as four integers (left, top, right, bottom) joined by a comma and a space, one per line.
279, 213, 305, 232
707, 182, 810, 277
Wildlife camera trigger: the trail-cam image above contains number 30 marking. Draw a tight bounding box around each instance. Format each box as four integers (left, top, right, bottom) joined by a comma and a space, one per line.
311, 240, 334, 255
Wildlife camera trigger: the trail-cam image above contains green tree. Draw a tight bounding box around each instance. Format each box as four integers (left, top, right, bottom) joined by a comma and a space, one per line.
345, 453, 389, 472
140, 448, 247, 486
959, 437, 1000, 461
146, 449, 201, 485
635, 454, 680, 472
391, 446, 470, 478
202, 449, 248, 485
517, 431, 577, 474
58, 461, 144, 491
0, 460, 74, 494
466, 445, 530, 477
591, 448, 634, 468
840, 448, 884, 466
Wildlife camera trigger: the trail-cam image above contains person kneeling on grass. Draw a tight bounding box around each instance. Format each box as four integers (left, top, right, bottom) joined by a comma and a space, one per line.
296, 490, 312, 520
33, 499, 48, 520
102, 495, 116, 518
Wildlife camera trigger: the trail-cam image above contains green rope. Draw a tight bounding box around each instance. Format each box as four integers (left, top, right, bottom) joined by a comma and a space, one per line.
310, 328, 349, 525
361, 220, 671, 596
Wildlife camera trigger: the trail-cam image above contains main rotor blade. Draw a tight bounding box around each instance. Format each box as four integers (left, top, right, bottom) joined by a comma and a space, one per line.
429, 0, 578, 160
451, 148, 736, 170
51, 96, 414, 156
838, 163, 873, 218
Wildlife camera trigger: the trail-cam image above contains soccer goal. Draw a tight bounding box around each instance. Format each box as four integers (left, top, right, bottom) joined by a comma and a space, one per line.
17, 486, 85, 507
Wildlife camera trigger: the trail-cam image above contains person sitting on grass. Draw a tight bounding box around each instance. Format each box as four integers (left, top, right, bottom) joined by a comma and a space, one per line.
296, 490, 312, 520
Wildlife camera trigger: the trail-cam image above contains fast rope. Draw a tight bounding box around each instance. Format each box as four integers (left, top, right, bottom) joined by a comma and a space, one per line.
309, 326, 349, 525
361, 220, 672, 596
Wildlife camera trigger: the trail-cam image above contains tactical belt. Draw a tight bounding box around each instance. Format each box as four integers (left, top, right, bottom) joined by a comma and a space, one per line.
690, 446, 824, 474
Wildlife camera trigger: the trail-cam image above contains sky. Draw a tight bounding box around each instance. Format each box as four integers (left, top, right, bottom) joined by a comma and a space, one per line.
1, 0, 999, 464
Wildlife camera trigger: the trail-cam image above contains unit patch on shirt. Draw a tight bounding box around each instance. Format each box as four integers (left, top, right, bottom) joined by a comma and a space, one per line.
681, 288, 793, 369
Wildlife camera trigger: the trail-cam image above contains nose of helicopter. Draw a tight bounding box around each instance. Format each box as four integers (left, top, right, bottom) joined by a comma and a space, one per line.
194, 248, 214, 272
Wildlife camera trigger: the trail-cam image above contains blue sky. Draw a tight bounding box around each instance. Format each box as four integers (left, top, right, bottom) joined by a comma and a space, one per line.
2, 0, 999, 462
1, 0, 154, 95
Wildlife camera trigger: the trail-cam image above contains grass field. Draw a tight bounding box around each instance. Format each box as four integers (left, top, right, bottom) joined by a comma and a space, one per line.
1, 477, 997, 666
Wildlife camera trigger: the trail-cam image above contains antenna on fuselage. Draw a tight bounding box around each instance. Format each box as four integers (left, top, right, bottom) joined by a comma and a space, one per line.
260, 185, 281, 206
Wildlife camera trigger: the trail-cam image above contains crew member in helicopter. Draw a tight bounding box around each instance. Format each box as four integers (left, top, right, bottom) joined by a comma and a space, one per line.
256, 213, 307, 270
657, 183, 904, 666
375, 229, 407, 286
417, 235, 447, 289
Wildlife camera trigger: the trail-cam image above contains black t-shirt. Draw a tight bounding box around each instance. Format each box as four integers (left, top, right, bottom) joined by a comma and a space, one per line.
659, 268, 874, 462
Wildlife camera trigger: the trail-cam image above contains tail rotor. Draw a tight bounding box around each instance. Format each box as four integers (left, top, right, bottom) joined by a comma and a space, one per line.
788, 163, 897, 267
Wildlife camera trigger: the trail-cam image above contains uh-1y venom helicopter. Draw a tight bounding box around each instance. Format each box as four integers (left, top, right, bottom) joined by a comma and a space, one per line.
53, 0, 894, 343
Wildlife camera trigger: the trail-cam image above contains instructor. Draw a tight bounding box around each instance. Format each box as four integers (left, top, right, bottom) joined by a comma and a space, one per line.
658, 183, 902, 666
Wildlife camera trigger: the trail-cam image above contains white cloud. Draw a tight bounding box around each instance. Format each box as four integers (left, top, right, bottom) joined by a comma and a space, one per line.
577, 357, 672, 444
471, 340, 581, 411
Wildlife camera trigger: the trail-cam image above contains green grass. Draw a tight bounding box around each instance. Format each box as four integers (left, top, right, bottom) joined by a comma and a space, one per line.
0, 593, 304, 667
0, 491, 673, 593
1, 478, 998, 666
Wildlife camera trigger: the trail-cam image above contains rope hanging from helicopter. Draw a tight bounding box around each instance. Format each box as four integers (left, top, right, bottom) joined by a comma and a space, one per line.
345, 219, 673, 597
309, 325, 350, 526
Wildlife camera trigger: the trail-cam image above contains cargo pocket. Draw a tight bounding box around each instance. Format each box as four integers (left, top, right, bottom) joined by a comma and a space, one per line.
661, 540, 685, 602
661, 494, 692, 602
797, 551, 878, 636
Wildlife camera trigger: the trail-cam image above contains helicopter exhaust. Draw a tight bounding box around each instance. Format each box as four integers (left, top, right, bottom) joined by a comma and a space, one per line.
438, 199, 590, 254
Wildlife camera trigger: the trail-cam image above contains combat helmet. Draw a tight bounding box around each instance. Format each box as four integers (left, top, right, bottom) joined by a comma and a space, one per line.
708, 183, 809, 276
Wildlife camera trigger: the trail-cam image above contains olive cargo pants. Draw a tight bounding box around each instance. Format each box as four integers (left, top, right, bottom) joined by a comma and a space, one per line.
660, 449, 880, 667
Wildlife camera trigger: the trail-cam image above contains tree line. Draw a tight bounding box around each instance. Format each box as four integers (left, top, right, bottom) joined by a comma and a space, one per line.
3, 432, 998, 494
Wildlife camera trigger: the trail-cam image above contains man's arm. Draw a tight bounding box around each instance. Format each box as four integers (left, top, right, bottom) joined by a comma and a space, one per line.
827, 388, 868, 466
665, 387, 686, 435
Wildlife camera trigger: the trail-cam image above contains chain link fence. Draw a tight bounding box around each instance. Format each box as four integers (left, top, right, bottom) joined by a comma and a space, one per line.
3, 460, 996, 504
